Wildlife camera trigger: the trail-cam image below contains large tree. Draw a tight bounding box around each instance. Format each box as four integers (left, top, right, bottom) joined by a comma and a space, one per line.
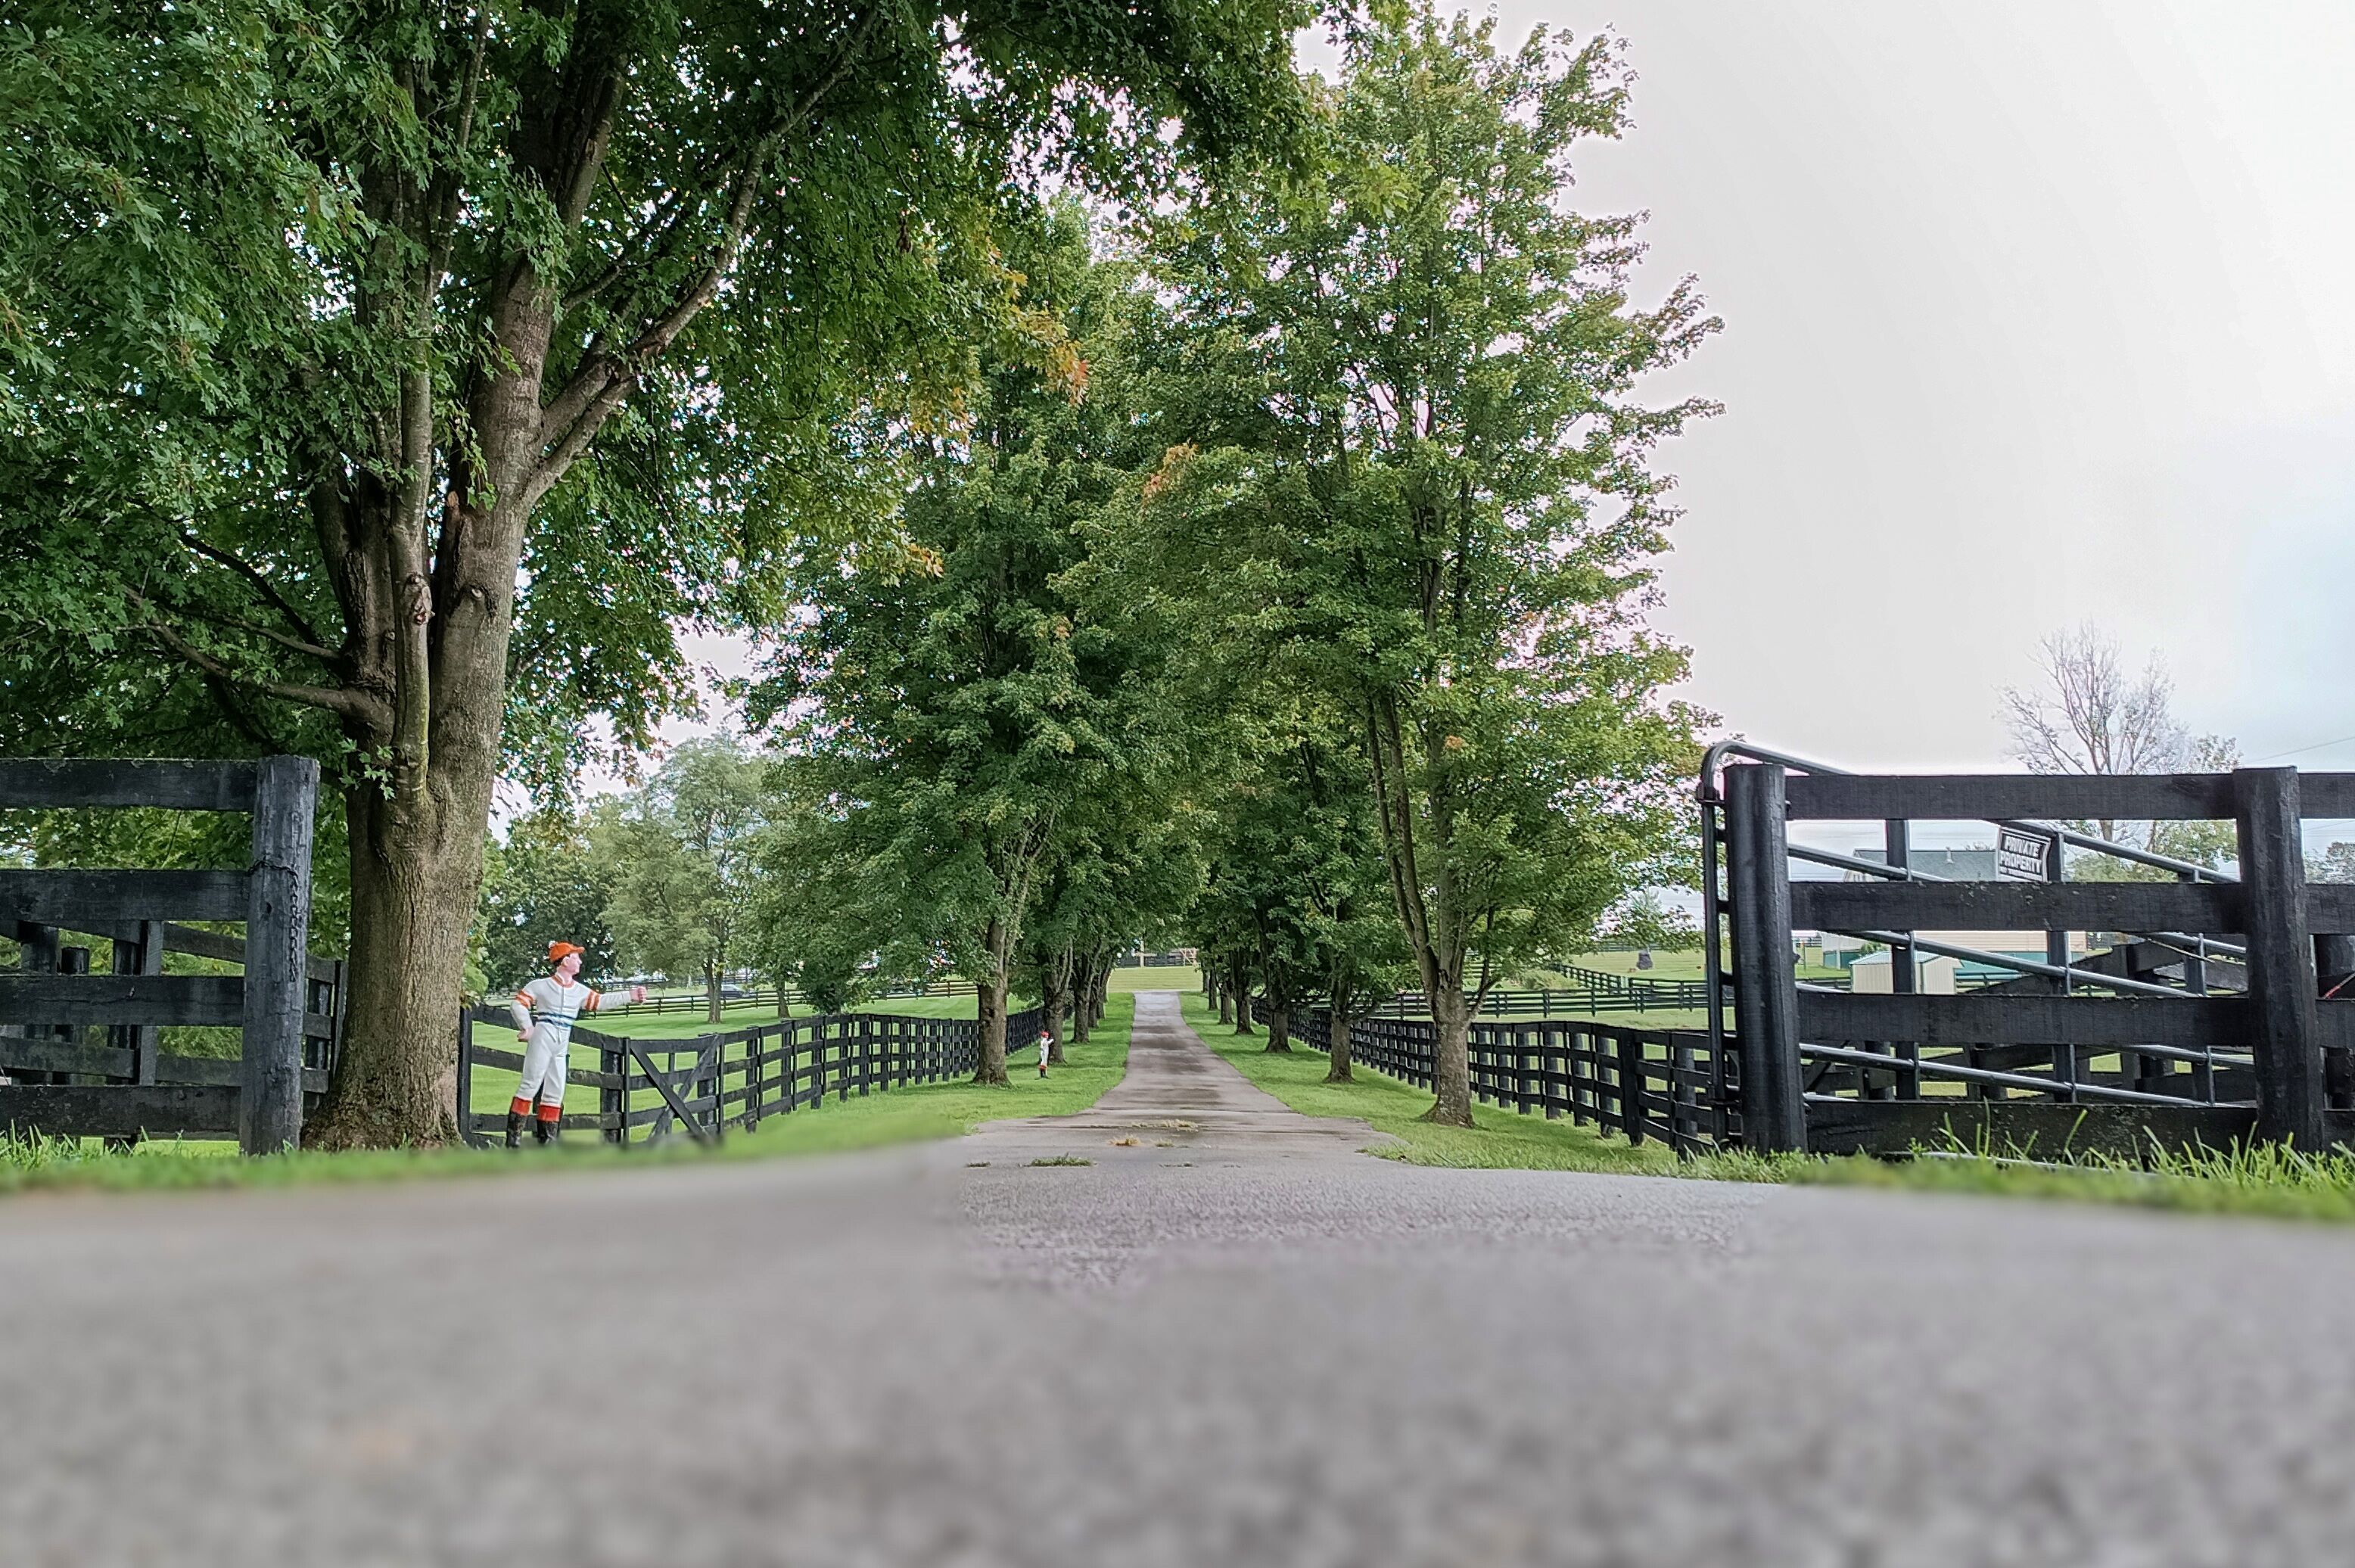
0, 1, 1301, 1142
474, 806, 615, 991
598, 737, 766, 1022
1128, 9, 1712, 1123
753, 205, 1171, 1083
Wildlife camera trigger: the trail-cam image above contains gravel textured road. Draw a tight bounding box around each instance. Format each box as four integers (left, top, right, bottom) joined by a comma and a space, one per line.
6, 991, 2355, 1566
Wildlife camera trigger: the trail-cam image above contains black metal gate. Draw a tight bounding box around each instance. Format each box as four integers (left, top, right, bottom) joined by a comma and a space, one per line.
1700, 745, 2355, 1157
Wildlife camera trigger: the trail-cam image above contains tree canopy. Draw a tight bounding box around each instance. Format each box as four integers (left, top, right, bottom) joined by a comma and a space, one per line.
5, 2, 1718, 1142
1, 0, 1305, 1143
1106, 10, 1713, 1120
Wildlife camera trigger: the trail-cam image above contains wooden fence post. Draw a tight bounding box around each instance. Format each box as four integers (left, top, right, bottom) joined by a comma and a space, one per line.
1615, 1029, 1644, 1146
602, 1041, 625, 1145
2235, 767, 2326, 1148
454, 1009, 474, 1145
1725, 761, 1805, 1153
2318, 934, 2355, 1109
240, 755, 316, 1155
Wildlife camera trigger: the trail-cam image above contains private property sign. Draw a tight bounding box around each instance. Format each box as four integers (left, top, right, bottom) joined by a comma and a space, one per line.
1998, 827, 2052, 882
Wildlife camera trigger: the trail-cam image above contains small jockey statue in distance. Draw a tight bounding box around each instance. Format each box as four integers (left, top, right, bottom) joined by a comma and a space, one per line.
507, 942, 645, 1147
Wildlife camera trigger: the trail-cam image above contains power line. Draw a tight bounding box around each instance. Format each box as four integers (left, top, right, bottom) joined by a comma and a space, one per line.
2248, 730, 2355, 764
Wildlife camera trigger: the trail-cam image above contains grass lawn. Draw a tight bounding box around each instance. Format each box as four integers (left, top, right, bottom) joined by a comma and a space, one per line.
1183, 994, 1674, 1174
727, 995, 1133, 1158
1551, 950, 1846, 985
1182, 995, 2355, 1227
2, 998, 1136, 1195
1110, 965, 1199, 993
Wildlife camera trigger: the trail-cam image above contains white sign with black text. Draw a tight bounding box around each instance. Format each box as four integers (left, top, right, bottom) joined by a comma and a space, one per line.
1998, 827, 2052, 882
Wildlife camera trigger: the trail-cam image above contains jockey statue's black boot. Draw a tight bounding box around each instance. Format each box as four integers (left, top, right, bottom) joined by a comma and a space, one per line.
504, 1111, 524, 1150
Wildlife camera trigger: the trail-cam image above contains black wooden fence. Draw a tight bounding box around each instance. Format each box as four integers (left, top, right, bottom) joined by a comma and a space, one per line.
1282, 1006, 1739, 1155
0, 758, 325, 1154
456, 1003, 1045, 1146
1704, 746, 2355, 1159
1375, 966, 1708, 1020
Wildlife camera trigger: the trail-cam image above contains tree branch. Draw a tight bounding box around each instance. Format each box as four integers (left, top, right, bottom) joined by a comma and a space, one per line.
529, 5, 891, 502
177, 532, 333, 651
136, 596, 391, 731
171, 599, 346, 666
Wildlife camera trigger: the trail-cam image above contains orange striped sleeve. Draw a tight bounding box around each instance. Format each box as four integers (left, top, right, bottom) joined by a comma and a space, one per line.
584, 989, 604, 1012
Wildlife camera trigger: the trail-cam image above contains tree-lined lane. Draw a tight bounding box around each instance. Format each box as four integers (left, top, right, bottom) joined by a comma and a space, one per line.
4, 995, 2350, 1564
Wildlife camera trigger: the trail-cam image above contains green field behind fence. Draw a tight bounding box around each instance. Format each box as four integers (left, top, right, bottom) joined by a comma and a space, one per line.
13, 997, 1138, 1182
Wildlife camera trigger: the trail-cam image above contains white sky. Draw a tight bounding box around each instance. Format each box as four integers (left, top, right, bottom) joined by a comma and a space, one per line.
608, 4, 2355, 815
1516, 0, 2355, 773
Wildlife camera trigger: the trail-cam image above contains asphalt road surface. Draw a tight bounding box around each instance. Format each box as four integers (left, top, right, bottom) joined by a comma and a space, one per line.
7, 992, 2355, 1566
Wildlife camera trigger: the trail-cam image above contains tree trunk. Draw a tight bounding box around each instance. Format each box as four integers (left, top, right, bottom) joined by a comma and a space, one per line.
1326, 969, 1358, 1082
972, 915, 1012, 1085
306, 787, 485, 1147
1085, 957, 1108, 1029
1426, 981, 1473, 1126
705, 963, 723, 1025
1264, 1000, 1290, 1053
1215, 971, 1233, 1025
1325, 1009, 1355, 1082
1042, 950, 1070, 1066
1232, 968, 1255, 1035
1070, 951, 1095, 1045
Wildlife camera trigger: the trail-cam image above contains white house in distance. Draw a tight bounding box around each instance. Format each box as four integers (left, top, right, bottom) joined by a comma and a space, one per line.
1797, 845, 2092, 987
1848, 950, 1961, 992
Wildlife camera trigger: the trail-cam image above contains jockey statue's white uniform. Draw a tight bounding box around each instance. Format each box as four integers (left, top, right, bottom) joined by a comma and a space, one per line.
506, 942, 645, 1146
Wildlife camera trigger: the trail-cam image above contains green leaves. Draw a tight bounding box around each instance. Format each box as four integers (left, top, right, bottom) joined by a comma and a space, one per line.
1115, 3, 1716, 1005
596, 736, 767, 992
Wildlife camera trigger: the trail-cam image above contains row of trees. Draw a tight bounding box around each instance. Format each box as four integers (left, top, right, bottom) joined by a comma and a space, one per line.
734, 14, 1710, 1109
5, 4, 1713, 1138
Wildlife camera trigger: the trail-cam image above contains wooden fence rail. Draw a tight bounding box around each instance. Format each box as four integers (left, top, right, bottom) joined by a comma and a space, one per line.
1280, 1004, 1741, 1156
0, 757, 330, 1153
455, 1003, 1044, 1146
1374, 967, 1709, 1020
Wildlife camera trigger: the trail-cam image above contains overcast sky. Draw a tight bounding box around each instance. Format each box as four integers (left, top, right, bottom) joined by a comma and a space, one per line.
1504, 0, 2355, 773
614, 5, 2355, 810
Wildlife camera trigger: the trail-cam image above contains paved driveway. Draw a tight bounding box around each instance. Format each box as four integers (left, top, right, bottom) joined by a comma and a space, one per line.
4, 992, 2353, 1565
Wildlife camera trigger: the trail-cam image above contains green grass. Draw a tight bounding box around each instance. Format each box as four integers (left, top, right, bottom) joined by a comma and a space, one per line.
1714, 1138, 2355, 1227
1551, 950, 1846, 985
1183, 995, 2355, 1227
1109, 965, 1199, 993
2, 999, 1136, 1195
1183, 994, 1675, 1174
722, 996, 1132, 1158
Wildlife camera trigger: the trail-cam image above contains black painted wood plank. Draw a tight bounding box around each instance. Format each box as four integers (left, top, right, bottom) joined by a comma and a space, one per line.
0, 1084, 241, 1137
0, 974, 243, 1026
1800, 991, 2248, 1048
1784, 772, 2235, 822
2296, 775, 2355, 817
0, 760, 258, 812
1793, 879, 2238, 933
2306, 885, 2355, 935
239, 755, 314, 1154
0, 869, 250, 926
148, 1056, 327, 1094
0, 1038, 135, 1078
2237, 767, 2327, 1146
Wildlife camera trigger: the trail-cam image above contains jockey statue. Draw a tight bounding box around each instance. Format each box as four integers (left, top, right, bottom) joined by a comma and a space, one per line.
507, 942, 645, 1147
